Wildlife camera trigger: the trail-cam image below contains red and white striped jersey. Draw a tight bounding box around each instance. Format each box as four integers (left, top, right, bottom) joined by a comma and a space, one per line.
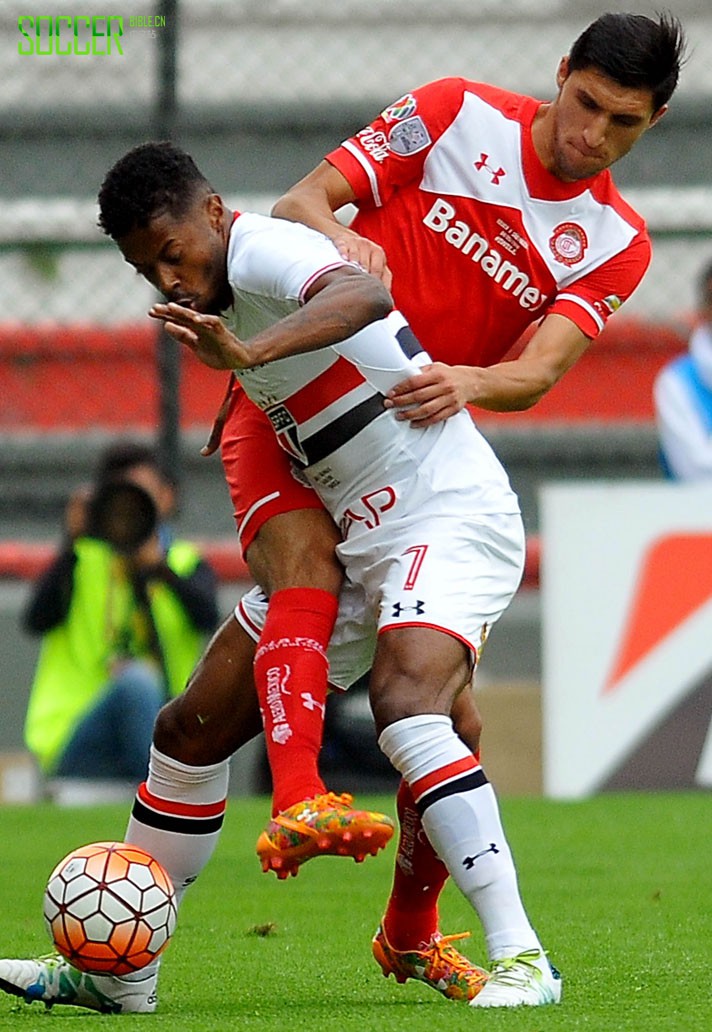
223, 212, 518, 523
326, 77, 651, 366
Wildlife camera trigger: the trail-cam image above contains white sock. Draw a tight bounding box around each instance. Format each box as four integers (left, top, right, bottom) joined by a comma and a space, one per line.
379, 715, 543, 962
124, 745, 229, 906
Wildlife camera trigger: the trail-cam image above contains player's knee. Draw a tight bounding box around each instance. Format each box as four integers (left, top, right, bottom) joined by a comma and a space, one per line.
368, 652, 433, 736
452, 694, 483, 754
152, 696, 229, 766
152, 698, 189, 759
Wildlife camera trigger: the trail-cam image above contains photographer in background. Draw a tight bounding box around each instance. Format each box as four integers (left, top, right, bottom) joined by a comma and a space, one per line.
655, 259, 712, 480
22, 441, 219, 804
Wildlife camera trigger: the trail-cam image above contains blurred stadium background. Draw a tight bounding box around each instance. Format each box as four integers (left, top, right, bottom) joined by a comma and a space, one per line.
1, 0, 710, 797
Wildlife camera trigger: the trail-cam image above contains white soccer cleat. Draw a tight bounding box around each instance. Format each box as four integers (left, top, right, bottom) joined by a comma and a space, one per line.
0, 954, 158, 1013
469, 948, 562, 1008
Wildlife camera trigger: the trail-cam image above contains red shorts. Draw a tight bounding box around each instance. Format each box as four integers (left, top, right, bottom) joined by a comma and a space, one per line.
221, 382, 326, 556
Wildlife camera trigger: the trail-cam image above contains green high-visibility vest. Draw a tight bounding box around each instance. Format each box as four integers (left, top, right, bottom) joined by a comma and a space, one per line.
24, 537, 206, 773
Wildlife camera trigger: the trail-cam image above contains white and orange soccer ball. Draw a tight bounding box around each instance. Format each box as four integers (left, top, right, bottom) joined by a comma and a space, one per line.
43, 841, 177, 975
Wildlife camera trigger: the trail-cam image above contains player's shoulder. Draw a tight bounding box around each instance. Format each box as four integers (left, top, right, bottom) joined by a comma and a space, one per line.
589, 172, 648, 235
231, 210, 281, 240
463, 79, 536, 121
418, 76, 534, 121
229, 210, 330, 257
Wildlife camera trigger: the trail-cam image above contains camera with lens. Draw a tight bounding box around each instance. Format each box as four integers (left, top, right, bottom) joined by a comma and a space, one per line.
86, 480, 158, 554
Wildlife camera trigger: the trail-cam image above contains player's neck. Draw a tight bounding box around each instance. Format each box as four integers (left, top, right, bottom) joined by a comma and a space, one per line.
529, 103, 559, 177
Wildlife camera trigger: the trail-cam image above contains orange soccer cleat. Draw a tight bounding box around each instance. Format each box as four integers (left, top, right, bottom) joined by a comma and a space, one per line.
256, 792, 394, 879
372, 923, 489, 1002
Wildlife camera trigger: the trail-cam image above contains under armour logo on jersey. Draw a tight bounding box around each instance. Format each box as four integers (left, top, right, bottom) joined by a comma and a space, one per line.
392, 600, 425, 617
301, 692, 326, 716
474, 153, 506, 184
462, 843, 500, 869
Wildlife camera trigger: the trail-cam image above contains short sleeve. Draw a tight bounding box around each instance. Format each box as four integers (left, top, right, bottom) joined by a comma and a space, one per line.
325, 78, 469, 209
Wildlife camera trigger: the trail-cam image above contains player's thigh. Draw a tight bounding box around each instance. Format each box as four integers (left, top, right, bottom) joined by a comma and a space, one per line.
154, 614, 262, 765
358, 512, 523, 733
369, 625, 472, 735
221, 386, 341, 594
349, 512, 523, 656
248, 508, 343, 595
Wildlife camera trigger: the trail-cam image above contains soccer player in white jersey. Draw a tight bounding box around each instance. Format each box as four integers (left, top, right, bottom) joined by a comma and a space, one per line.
131, 158, 559, 1007
0, 141, 559, 1013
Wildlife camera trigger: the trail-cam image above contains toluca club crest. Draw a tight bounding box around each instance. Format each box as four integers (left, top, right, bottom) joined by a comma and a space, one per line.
549, 222, 588, 266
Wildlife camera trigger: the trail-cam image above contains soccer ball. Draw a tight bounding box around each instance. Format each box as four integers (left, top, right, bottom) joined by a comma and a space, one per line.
43, 841, 177, 975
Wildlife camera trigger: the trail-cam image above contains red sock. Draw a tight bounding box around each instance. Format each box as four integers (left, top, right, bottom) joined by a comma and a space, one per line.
254, 587, 338, 815
382, 778, 450, 951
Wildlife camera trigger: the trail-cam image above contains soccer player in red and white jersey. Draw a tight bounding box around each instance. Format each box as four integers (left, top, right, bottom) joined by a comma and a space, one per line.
270, 6, 685, 993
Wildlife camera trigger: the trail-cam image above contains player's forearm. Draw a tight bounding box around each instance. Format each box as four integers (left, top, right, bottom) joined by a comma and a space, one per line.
272, 185, 342, 240
466, 318, 592, 411
246, 274, 392, 365
464, 359, 563, 412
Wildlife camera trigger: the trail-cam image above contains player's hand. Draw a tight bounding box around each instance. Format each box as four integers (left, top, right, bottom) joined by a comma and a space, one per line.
384, 363, 470, 427
149, 303, 251, 370
331, 229, 392, 289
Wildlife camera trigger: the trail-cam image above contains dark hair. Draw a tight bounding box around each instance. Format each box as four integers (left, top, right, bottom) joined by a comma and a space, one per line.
568, 11, 686, 111
96, 440, 173, 487
97, 141, 213, 240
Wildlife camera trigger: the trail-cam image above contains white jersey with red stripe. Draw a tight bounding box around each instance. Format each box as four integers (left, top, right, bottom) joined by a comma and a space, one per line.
223, 211, 519, 534
326, 77, 650, 366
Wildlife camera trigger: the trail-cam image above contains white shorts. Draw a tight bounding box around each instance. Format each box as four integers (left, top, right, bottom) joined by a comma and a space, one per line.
236, 509, 525, 690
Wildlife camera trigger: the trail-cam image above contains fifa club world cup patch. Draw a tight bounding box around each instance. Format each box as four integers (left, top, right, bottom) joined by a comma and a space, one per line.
549, 222, 588, 266
388, 116, 431, 156
381, 93, 418, 123
592, 294, 624, 320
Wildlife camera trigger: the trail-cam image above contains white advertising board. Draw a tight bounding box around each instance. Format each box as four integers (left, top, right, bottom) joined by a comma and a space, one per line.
542, 481, 712, 798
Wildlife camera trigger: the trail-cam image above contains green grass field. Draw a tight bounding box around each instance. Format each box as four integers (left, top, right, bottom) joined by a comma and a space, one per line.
0, 792, 709, 1031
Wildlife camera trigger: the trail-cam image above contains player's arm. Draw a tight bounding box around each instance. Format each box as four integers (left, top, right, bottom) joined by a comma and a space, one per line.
272, 161, 390, 284
149, 266, 393, 370
385, 314, 592, 426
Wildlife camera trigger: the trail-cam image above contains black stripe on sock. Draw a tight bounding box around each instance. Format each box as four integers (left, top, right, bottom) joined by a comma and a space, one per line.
131, 797, 225, 836
416, 768, 489, 816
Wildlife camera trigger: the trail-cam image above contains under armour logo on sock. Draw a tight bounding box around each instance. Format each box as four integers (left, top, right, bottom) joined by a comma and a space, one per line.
462, 843, 499, 869
301, 692, 326, 716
